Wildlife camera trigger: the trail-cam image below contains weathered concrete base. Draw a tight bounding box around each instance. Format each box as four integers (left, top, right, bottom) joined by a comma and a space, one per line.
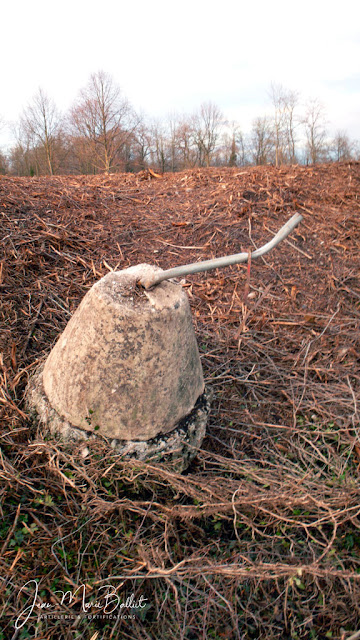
26, 363, 209, 472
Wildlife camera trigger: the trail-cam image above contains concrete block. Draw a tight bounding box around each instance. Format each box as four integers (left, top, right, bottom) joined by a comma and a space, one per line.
40, 264, 205, 441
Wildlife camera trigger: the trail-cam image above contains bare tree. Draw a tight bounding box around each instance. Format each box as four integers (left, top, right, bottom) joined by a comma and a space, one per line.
149, 120, 169, 173
167, 113, 179, 172
175, 116, 197, 169
250, 116, 274, 165
133, 118, 152, 171
9, 144, 33, 176
193, 102, 223, 167
221, 122, 247, 167
352, 140, 360, 161
20, 88, 62, 175
0, 117, 8, 174
270, 83, 286, 167
331, 130, 354, 161
269, 83, 299, 165
0, 150, 7, 174
10, 121, 37, 176
285, 89, 299, 163
69, 70, 137, 173
303, 98, 328, 164
228, 134, 237, 166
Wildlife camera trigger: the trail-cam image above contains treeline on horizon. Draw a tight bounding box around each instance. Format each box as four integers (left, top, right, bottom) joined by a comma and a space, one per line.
0, 70, 358, 177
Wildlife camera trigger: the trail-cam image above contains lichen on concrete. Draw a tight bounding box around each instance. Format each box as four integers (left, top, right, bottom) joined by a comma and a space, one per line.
26, 361, 209, 472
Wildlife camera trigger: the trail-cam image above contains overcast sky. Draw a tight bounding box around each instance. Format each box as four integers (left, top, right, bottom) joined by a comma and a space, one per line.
1, 0, 359, 149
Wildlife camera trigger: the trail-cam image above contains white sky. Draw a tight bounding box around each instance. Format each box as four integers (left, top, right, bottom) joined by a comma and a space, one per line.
1, 0, 360, 150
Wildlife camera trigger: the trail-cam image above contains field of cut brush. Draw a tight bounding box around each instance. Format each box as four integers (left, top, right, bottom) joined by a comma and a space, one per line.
1, 162, 360, 639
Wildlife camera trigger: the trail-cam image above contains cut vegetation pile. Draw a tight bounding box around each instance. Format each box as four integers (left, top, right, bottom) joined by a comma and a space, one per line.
1, 163, 360, 639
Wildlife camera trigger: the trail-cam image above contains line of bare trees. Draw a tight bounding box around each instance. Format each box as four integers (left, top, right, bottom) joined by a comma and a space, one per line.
0, 73, 358, 176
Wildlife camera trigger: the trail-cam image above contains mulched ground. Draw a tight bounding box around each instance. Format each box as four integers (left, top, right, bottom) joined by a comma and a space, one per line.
1, 162, 360, 639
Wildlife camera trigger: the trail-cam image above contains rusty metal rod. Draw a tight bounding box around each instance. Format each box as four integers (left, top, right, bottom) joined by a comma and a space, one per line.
141, 212, 303, 289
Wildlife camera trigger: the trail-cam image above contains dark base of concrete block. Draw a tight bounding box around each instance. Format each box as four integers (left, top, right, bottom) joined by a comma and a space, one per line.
26, 363, 209, 472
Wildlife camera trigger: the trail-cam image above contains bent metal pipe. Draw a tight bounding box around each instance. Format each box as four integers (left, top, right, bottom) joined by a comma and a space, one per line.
140, 212, 303, 289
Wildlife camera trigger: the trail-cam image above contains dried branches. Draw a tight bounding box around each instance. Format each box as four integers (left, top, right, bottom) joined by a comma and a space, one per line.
1, 162, 360, 638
